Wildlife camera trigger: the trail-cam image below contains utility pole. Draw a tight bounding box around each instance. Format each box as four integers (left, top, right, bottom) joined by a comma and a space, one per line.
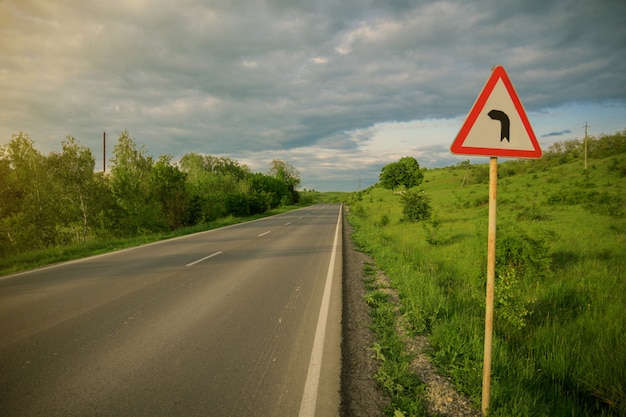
583, 121, 589, 170
103, 131, 106, 172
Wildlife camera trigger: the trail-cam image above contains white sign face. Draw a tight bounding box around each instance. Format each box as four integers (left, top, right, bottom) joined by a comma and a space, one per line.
451, 66, 541, 158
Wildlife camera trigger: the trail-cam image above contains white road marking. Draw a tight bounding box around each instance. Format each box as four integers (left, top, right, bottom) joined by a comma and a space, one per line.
285, 222, 292, 226
298, 205, 342, 417
258, 231, 271, 237
185, 251, 223, 267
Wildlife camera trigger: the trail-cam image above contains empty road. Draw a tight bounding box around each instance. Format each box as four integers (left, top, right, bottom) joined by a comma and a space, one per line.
0, 204, 342, 417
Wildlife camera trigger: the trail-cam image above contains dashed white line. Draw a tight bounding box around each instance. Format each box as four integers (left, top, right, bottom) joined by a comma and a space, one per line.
185, 251, 223, 267
258, 231, 271, 237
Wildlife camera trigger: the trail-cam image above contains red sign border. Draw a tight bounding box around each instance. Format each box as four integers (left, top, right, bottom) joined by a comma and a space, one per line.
451, 66, 542, 158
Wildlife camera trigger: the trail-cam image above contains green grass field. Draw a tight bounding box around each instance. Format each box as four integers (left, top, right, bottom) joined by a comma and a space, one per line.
348, 155, 625, 416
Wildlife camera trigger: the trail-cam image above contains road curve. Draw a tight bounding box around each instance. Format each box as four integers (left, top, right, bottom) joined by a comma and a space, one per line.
0, 203, 342, 417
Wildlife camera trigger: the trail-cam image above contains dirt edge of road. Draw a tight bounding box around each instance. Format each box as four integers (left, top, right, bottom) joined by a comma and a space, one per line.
340, 211, 389, 417
340, 209, 481, 417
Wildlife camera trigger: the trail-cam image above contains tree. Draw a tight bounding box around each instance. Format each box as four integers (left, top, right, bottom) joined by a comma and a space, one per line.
180, 153, 249, 180
248, 172, 289, 209
179, 153, 244, 222
379, 156, 424, 190
269, 159, 301, 204
152, 155, 188, 229
110, 130, 162, 234
47, 136, 97, 243
0, 133, 55, 251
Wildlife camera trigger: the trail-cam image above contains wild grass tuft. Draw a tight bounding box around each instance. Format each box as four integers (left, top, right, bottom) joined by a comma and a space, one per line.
362, 263, 428, 417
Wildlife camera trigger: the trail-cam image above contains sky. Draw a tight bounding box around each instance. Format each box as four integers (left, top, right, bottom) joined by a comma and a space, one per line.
1, 0, 625, 191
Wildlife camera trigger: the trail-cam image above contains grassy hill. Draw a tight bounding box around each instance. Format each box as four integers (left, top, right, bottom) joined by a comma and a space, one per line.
347, 151, 625, 416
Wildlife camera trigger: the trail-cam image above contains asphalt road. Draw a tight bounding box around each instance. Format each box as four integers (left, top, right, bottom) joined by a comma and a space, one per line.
0, 204, 342, 417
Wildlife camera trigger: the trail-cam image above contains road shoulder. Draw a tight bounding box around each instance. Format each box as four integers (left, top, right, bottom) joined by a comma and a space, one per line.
340, 212, 389, 417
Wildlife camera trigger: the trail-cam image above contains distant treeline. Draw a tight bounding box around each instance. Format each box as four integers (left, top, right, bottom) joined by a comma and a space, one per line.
0, 130, 301, 257
457, 129, 626, 183
542, 128, 626, 163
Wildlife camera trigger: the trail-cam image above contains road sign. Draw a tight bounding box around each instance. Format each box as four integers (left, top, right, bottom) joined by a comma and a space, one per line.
451, 66, 542, 158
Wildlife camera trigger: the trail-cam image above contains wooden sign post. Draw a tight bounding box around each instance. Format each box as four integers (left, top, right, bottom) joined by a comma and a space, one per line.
482, 156, 498, 414
451, 66, 541, 415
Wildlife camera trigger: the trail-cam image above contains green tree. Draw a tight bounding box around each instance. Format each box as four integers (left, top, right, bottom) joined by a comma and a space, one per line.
269, 159, 300, 204
47, 136, 97, 243
0, 144, 26, 256
90, 172, 118, 239
248, 172, 289, 209
180, 153, 249, 180
379, 156, 424, 190
0, 133, 55, 251
152, 155, 188, 229
110, 130, 162, 234
179, 153, 236, 222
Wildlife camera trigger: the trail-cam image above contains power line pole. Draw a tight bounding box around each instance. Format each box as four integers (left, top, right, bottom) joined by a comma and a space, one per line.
583, 121, 589, 170
103, 131, 107, 172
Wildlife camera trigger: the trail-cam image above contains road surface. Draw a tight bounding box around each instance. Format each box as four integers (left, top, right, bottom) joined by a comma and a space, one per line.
0, 204, 342, 417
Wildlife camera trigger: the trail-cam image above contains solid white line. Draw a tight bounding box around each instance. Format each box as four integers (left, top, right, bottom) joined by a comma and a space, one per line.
298, 204, 342, 417
185, 251, 223, 267
258, 231, 271, 237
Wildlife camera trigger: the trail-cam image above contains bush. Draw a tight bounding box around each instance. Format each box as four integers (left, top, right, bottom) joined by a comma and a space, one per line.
492, 224, 552, 331
495, 266, 532, 330
377, 213, 390, 227
401, 190, 432, 222
248, 191, 271, 215
608, 156, 626, 177
496, 224, 552, 281
422, 212, 442, 245
225, 193, 250, 217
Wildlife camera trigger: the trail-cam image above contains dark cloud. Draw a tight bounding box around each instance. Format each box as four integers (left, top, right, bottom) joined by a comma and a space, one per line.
542, 130, 572, 138
0, 0, 625, 190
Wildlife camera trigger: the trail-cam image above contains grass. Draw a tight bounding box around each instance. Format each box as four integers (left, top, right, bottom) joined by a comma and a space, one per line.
0, 204, 310, 277
363, 263, 428, 417
348, 155, 626, 416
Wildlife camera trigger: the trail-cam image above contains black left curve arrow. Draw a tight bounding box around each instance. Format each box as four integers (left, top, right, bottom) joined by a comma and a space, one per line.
488, 109, 510, 142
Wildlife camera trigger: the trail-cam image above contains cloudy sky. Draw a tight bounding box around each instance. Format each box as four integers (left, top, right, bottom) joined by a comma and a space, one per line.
1, 0, 625, 191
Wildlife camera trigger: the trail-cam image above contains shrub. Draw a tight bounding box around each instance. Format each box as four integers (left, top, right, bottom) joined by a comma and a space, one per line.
608, 156, 626, 177
351, 203, 367, 218
496, 224, 552, 281
248, 191, 271, 215
495, 266, 532, 330
516, 204, 550, 221
225, 193, 250, 217
400, 190, 432, 222
422, 211, 442, 245
471, 164, 490, 184
492, 224, 551, 331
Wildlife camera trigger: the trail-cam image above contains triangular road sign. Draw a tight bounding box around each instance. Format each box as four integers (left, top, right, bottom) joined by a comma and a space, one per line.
451, 66, 542, 158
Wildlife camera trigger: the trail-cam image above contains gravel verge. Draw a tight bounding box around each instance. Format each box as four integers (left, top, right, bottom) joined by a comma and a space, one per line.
340, 211, 481, 417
